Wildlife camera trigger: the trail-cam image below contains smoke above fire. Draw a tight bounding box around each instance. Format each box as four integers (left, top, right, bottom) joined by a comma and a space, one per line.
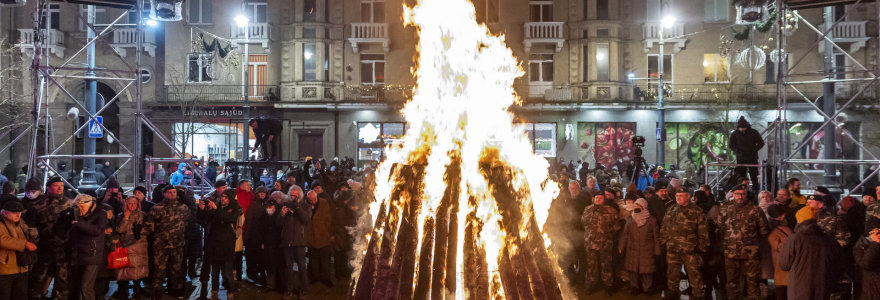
349, 0, 566, 298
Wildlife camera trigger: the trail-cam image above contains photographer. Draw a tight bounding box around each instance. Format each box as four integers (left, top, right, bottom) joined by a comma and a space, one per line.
244, 186, 270, 283
100, 177, 125, 215
197, 189, 242, 300
259, 192, 285, 292
68, 194, 109, 300
278, 185, 312, 299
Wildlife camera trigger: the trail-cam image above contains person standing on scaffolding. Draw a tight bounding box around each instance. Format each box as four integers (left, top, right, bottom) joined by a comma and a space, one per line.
729, 116, 765, 191
250, 118, 284, 161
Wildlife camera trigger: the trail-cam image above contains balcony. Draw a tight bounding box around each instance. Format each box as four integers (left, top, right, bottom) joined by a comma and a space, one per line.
111, 28, 156, 57
819, 21, 869, 53
348, 23, 389, 53
642, 22, 686, 53
164, 85, 280, 104
230, 22, 273, 49
524, 22, 565, 53
16, 29, 66, 58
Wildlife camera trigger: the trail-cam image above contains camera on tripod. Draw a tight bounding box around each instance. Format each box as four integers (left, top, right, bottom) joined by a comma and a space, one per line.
632, 135, 646, 159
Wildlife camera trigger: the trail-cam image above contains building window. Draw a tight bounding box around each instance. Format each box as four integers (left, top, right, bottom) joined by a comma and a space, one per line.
529, 53, 554, 83
357, 122, 405, 167
703, 53, 729, 83
245, 0, 267, 23
596, 44, 610, 81
127, 4, 151, 25
304, 43, 317, 81
39, 3, 61, 30
361, 0, 385, 23
248, 54, 268, 96
187, 53, 214, 83
833, 53, 846, 80
360, 54, 384, 85
576, 122, 636, 168
174, 122, 248, 163
188, 0, 212, 25
583, 45, 589, 82
303, 0, 317, 22
647, 54, 673, 81
646, 0, 660, 21
514, 123, 557, 157
704, 0, 729, 22
597, 0, 609, 20
324, 44, 330, 81
583, 0, 588, 19
529, 1, 553, 22
79, 5, 106, 31
474, 0, 499, 24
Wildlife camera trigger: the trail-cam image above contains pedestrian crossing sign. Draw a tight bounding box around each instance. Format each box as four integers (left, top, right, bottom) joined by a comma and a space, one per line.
88, 116, 103, 138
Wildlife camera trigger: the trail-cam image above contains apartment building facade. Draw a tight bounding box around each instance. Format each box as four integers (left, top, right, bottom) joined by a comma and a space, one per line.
1, 0, 878, 185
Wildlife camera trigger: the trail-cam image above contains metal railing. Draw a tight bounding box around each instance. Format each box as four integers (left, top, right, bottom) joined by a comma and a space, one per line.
524, 22, 564, 39
165, 85, 279, 103
341, 85, 411, 102
230, 22, 272, 40
350, 23, 388, 39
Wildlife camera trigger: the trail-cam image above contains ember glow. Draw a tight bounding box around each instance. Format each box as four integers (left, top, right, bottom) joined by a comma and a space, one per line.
350, 0, 565, 298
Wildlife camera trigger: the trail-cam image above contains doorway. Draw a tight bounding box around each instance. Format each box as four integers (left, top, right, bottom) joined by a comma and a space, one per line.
298, 132, 323, 159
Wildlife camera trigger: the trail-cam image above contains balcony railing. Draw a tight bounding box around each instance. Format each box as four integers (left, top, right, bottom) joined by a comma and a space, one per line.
16, 29, 66, 57
111, 28, 156, 57
348, 23, 389, 53
230, 22, 273, 48
165, 85, 280, 104
819, 21, 869, 52
341, 85, 411, 102
642, 22, 686, 52
524, 22, 565, 52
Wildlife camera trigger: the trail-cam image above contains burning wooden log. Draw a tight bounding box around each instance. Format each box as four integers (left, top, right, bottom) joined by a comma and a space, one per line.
413, 217, 435, 299
351, 203, 387, 299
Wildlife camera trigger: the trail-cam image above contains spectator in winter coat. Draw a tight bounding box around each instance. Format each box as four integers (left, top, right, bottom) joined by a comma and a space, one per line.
69, 194, 109, 300
278, 185, 312, 299
767, 204, 793, 300
28, 177, 74, 299
779, 207, 842, 300
197, 189, 242, 300
855, 217, 880, 300
618, 198, 660, 294
260, 191, 286, 292
111, 197, 148, 299
234, 180, 253, 280
244, 186, 269, 282
170, 163, 188, 186
0, 200, 36, 300
307, 190, 333, 287
728, 116, 764, 187
154, 164, 167, 184
250, 118, 283, 161
143, 186, 191, 298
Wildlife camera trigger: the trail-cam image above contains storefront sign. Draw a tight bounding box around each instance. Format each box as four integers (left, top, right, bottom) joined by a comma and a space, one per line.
183, 107, 247, 117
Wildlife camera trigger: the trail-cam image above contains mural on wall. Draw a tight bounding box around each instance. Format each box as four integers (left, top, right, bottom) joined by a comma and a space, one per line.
664, 123, 735, 168
577, 122, 637, 169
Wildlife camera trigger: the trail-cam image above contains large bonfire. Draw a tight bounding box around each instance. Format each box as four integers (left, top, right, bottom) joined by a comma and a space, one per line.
349, 0, 566, 298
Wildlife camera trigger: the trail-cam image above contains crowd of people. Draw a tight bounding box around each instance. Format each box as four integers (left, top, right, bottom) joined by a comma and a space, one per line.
545, 171, 880, 300
0, 157, 374, 300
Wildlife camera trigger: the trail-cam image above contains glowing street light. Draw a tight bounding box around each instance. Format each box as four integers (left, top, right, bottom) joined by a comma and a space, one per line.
234, 15, 250, 28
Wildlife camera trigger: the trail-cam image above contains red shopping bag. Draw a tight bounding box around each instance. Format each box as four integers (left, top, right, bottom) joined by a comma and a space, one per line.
107, 244, 130, 270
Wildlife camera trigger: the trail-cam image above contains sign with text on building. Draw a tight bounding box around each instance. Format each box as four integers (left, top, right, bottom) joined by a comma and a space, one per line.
88, 116, 104, 138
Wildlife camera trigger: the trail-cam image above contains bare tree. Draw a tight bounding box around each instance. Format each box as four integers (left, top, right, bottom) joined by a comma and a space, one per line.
0, 37, 31, 134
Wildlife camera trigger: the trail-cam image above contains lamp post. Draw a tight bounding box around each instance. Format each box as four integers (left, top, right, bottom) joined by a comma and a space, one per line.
234, 15, 250, 160
657, 15, 675, 168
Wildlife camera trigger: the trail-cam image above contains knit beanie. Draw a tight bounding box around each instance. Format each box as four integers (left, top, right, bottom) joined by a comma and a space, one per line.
25, 177, 42, 191
106, 177, 121, 189
737, 116, 750, 128
767, 204, 786, 219
796, 206, 816, 224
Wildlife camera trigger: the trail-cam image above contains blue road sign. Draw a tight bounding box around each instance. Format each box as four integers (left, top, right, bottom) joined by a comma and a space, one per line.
88, 116, 104, 138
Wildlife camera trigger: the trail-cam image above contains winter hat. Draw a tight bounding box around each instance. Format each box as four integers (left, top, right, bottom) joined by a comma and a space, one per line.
732, 184, 747, 192
796, 206, 816, 224
767, 204, 786, 219
47, 176, 63, 186
864, 188, 877, 200
310, 180, 323, 189
737, 116, 750, 128
25, 178, 42, 191
106, 177, 121, 189
133, 186, 147, 195
866, 216, 880, 233
222, 189, 237, 202
2, 200, 24, 213
2, 182, 14, 195
635, 198, 649, 212
254, 186, 269, 197
815, 186, 831, 195
214, 180, 228, 188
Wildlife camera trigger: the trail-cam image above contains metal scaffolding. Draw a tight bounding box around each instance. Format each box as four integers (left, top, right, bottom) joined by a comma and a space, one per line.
11, 0, 192, 194
773, 0, 880, 195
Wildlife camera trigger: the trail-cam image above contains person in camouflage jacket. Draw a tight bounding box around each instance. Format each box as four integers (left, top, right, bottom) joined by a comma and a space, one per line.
27, 177, 74, 300
864, 190, 880, 224
143, 186, 191, 298
804, 195, 852, 247
661, 190, 710, 300
714, 185, 769, 300
581, 193, 620, 295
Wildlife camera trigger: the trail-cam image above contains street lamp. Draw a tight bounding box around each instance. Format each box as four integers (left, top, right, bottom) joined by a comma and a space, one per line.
657, 15, 675, 168
235, 15, 251, 160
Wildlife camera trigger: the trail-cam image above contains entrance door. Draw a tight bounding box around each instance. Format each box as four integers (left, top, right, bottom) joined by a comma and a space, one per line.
298, 134, 323, 159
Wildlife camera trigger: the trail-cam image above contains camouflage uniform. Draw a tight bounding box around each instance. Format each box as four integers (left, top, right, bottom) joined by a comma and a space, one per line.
816, 209, 852, 247
866, 202, 880, 223
661, 203, 710, 299
714, 201, 769, 300
144, 197, 191, 296
581, 203, 620, 289
28, 193, 73, 300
